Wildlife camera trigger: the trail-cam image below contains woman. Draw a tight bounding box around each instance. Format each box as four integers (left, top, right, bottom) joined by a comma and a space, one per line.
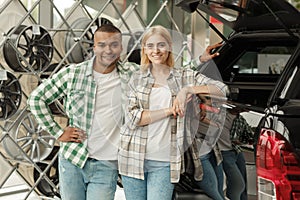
118, 25, 227, 200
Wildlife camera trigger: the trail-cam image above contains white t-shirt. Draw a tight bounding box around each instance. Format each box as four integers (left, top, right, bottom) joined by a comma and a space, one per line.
88, 68, 122, 161
145, 86, 171, 161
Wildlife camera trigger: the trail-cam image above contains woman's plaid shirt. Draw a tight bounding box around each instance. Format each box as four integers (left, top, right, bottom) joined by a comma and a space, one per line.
118, 67, 227, 183
27, 57, 139, 168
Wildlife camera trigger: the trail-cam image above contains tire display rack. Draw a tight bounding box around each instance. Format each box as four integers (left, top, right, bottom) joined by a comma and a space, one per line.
0, 0, 195, 199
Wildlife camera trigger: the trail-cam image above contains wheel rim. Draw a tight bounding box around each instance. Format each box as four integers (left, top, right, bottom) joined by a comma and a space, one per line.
0, 71, 22, 120
3, 25, 53, 72
33, 147, 60, 198
127, 31, 143, 64
3, 110, 55, 162
64, 18, 96, 63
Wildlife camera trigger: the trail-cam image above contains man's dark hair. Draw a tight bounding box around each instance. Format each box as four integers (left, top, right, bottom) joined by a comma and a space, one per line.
95, 24, 121, 34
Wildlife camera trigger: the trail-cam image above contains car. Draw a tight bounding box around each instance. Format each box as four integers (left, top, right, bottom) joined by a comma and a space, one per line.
175, 0, 300, 199
255, 38, 300, 199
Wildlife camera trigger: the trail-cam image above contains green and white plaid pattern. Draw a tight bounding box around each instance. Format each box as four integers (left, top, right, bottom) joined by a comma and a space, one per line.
27, 57, 139, 168
230, 114, 253, 144
118, 68, 227, 183
230, 114, 254, 152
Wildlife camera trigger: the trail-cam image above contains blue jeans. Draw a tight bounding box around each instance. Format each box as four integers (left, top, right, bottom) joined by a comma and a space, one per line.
121, 160, 174, 200
222, 150, 247, 200
196, 151, 224, 200
59, 156, 118, 200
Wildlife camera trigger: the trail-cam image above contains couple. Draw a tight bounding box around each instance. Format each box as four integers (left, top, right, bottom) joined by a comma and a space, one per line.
27, 23, 227, 200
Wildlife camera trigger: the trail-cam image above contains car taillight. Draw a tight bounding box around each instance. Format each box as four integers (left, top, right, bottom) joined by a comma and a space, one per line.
256, 128, 300, 200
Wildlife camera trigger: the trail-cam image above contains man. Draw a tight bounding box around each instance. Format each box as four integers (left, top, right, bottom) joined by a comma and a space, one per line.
28, 24, 139, 200
28, 23, 221, 200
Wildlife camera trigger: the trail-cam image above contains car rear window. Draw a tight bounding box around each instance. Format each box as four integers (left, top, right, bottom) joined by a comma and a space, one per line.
235, 46, 295, 75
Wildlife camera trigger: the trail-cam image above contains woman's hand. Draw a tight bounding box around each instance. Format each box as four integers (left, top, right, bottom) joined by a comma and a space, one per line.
173, 87, 190, 117
58, 126, 86, 143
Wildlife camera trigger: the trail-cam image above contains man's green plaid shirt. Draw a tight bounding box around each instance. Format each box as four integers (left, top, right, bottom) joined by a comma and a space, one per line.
27, 57, 139, 168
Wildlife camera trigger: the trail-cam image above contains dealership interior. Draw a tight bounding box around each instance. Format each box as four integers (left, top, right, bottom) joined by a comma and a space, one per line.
0, 0, 300, 199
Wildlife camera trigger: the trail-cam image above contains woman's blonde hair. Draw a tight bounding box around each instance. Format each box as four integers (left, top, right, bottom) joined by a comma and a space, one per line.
140, 25, 174, 70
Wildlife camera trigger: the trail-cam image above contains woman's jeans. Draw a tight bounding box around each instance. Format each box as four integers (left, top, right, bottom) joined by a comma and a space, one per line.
121, 160, 174, 200
59, 156, 118, 200
222, 150, 248, 200
196, 151, 224, 200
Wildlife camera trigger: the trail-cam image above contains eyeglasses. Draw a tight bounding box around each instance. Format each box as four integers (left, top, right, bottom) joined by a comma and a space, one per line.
145, 42, 168, 51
